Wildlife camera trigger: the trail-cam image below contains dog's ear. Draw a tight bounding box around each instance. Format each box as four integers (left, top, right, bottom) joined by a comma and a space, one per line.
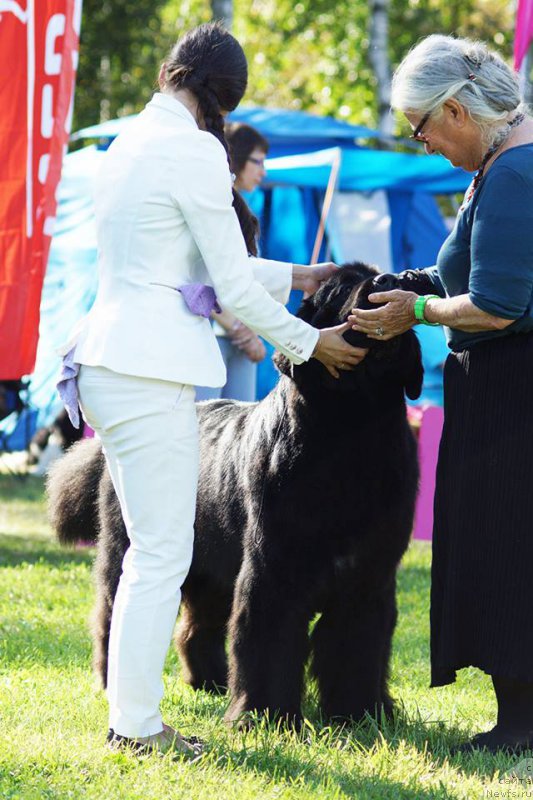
273, 351, 293, 377
401, 332, 424, 401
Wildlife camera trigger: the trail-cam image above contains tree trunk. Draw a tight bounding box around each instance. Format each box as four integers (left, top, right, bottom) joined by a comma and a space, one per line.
368, 0, 392, 135
99, 54, 111, 123
211, 0, 232, 30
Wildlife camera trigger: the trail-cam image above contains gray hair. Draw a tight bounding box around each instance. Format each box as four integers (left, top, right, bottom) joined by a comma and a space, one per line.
391, 35, 525, 147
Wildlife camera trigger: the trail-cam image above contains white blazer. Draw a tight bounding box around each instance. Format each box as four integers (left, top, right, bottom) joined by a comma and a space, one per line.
69, 92, 319, 387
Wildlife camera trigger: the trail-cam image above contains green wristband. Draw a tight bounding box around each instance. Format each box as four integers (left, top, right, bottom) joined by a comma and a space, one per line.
414, 294, 440, 326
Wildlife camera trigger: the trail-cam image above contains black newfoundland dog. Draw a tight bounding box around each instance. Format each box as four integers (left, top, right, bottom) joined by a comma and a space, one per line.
48, 262, 422, 726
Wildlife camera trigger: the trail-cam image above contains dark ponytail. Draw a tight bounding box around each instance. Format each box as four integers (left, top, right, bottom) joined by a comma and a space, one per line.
232, 190, 259, 256
163, 23, 260, 254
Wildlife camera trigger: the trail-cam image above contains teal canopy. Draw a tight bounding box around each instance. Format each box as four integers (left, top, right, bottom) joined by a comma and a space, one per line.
72, 105, 470, 194
265, 147, 470, 194
72, 104, 381, 150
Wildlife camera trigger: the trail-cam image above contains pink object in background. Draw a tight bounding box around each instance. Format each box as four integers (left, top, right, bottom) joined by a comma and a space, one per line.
82, 423, 94, 438
412, 405, 444, 541
514, 0, 533, 70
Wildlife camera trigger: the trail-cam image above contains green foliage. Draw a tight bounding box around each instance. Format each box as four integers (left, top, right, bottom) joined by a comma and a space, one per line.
72, 0, 514, 133
389, 0, 514, 135
234, 1, 375, 126
0, 473, 526, 798
390, 0, 514, 59
74, 0, 169, 131
234, 0, 514, 130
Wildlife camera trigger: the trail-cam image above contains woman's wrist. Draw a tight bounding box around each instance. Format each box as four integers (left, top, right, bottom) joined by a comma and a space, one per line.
213, 309, 239, 332
424, 297, 440, 325
291, 264, 305, 291
423, 297, 442, 325
311, 330, 322, 357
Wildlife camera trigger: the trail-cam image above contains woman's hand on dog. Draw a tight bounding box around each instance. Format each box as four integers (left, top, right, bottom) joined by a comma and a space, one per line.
313, 323, 368, 379
349, 289, 418, 341
292, 263, 339, 297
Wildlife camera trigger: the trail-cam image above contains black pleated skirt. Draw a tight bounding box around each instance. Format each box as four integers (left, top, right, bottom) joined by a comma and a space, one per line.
431, 331, 533, 687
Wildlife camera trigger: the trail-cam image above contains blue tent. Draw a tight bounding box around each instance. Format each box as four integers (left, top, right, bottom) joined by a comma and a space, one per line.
3, 105, 467, 448
261, 145, 469, 192
73, 105, 382, 155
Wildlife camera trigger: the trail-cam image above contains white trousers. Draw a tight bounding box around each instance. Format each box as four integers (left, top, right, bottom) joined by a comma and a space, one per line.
77, 365, 199, 737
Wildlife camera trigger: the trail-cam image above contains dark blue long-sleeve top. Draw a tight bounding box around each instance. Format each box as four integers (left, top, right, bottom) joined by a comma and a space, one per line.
424, 143, 533, 352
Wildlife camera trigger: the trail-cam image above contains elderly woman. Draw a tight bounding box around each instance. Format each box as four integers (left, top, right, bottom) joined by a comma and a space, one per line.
351, 34, 533, 754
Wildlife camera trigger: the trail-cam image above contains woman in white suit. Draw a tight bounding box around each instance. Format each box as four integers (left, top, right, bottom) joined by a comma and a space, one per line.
72, 23, 366, 755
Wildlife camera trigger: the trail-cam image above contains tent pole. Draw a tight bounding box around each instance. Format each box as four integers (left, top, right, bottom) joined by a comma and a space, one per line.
310, 150, 342, 265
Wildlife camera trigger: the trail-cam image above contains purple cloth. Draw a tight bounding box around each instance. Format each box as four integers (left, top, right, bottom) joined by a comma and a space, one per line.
57, 284, 219, 428
57, 346, 81, 429
178, 283, 221, 317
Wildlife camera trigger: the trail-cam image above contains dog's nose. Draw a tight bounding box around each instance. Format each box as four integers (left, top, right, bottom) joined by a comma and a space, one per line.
373, 273, 398, 290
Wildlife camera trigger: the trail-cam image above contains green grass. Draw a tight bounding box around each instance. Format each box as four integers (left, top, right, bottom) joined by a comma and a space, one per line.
0, 474, 528, 799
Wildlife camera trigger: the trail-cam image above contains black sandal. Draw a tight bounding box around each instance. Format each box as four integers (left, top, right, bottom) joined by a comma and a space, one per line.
106, 727, 204, 757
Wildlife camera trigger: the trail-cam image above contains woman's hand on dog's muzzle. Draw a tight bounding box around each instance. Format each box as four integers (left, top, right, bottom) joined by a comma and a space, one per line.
349, 290, 418, 341
312, 322, 368, 378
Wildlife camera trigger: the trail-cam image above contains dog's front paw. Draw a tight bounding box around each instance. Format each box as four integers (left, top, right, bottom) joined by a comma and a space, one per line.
224, 697, 303, 732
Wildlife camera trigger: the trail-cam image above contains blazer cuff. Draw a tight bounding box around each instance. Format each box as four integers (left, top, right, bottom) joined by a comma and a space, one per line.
279, 324, 319, 365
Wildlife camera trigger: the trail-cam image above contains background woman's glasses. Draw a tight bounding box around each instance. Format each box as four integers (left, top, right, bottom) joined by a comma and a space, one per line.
410, 110, 431, 143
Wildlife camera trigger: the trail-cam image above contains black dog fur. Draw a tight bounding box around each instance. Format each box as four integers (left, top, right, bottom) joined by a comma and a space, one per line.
47, 262, 422, 726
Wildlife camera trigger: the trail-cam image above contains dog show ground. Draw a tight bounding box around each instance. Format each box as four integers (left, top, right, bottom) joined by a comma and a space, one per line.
0, 473, 524, 800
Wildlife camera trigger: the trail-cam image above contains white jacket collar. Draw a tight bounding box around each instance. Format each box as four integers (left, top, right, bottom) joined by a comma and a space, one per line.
147, 92, 199, 128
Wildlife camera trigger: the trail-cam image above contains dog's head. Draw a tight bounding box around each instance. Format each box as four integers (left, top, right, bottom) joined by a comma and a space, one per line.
274, 262, 423, 401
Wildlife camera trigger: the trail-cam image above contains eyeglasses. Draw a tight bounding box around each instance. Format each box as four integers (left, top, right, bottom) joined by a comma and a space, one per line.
410, 110, 432, 143
247, 156, 266, 167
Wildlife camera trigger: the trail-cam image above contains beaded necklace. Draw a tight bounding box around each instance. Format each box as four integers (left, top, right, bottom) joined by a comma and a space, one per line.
462, 112, 526, 207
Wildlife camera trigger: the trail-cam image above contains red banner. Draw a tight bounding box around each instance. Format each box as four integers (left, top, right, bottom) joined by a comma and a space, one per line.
0, 0, 81, 379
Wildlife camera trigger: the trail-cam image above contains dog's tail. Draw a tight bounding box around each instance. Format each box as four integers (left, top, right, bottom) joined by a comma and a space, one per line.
46, 437, 105, 545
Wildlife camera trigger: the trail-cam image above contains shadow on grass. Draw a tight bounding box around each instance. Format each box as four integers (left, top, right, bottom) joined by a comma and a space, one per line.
107, 689, 458, 800
208, 743, 453, 800
4, 680, 505, 797
161, 697, 465, 799
0, 532, 95, 568
1, 617, 92, 669
6, 748, 452, 800
174, 686, 516, 789
352, 705, 524, 781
